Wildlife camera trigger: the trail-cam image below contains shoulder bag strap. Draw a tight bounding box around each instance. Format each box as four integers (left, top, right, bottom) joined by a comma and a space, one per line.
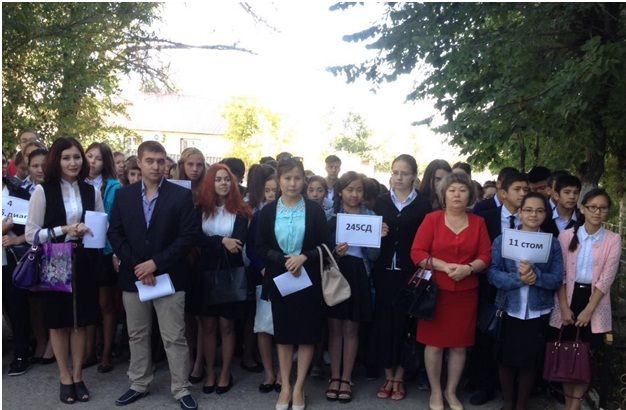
321, 243, 340, 270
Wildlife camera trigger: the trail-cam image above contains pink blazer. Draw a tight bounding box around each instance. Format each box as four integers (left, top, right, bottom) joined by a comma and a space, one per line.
549, 227, 622, 333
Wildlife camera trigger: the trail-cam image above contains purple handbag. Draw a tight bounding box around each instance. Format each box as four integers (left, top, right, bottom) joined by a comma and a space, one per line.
30, 229, 75, 293
12, 230, 42, 289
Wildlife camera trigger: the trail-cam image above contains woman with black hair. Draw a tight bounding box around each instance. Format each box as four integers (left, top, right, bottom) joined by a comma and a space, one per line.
549, 188, 622, 410
256, 158, 328, 410
83, 142, 122, 373
419, 159, 452, 210
325, 171, 387, 403
25, 137, 105, 404
488, 192, 564, 410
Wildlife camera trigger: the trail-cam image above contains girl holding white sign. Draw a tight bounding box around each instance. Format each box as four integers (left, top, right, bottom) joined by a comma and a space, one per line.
325, 171, 388, 403
488, 192, 564, 410
549, 188, 622, 410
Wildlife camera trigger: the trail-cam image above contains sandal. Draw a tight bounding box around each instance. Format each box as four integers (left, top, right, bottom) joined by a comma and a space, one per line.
74, 381, 90, 402
60, 383, 76, 404
326, 378, 341, 401
377, 379, 393, 399
391, 380, 406, 401
338, 380, 353, 403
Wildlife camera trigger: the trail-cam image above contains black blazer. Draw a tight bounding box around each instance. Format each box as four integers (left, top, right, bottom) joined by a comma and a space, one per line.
108, 180, 201, 292
476, 206, 503, 243
198, 213, 249, 271
373, 192, 432, 273
473, 196, 497, 214
256, 198, 329, 298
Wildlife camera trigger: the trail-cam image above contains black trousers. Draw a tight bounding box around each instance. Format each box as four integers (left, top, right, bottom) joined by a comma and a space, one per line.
2, 254, 32, 358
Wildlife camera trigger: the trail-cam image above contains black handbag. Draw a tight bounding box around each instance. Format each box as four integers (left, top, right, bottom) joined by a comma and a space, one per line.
394, 257, 438, 320
477, 302, 505, 338
203, 249, 248, 306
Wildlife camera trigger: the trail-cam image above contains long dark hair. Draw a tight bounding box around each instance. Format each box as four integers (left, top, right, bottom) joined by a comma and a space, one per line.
45, 137, 89, 183
333, 171, 364, 213
247, 163, 276, 210
568, 188, 612, 252
419, 159, 452, 208
86, 142, 117, 194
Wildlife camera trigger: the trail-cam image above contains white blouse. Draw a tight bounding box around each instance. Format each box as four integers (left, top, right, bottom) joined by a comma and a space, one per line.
202, 205, 235, 238
25, 179, 104, 244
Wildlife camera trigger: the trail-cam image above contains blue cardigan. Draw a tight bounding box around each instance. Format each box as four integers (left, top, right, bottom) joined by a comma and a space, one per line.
487, 233, 564, 314
103, 178, 122, 255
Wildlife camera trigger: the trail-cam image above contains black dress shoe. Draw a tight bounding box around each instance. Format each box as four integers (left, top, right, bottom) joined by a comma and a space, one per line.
202, 383, 216, 394
216, 376, 233, 394
188, 368, 206, 384
469, 390, 494, 405
259, 381, 276, 393
116, 389, 148, 406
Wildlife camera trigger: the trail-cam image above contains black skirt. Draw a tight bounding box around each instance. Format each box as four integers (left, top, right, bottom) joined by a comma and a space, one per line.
498, 313, 550, 370
97, 253, 118, 287
43, 247, 100, 329
560, 283, 604, 349
371, 268, 412, 369
325, 255, 373, 322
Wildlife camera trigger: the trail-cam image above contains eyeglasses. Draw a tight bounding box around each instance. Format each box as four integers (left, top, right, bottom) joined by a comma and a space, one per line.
521, 208, 546, 215
391, 171, 413, 178
584, 205, 609, 214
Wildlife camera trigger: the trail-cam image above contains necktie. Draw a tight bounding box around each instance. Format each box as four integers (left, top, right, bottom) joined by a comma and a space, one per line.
509, 215, 516, 229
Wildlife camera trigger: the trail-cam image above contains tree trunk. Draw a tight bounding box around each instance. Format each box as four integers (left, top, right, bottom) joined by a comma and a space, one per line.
518, 134, 526, 172
533, 134, 540, 165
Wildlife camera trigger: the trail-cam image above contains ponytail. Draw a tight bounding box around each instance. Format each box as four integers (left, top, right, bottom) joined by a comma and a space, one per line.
568, 218, 585, 252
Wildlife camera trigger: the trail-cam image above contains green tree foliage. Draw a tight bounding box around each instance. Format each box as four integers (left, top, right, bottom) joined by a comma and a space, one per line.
222, 96, 282, 166
333, 112, 374, 160
2, 2, 168, 150
329, 3, 626, 190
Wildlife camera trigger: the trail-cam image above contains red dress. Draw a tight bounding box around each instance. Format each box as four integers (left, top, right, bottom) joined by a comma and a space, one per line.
410, 210, 491, 347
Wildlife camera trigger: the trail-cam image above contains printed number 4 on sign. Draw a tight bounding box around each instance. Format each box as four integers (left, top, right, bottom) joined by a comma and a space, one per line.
335, 213, 382, 248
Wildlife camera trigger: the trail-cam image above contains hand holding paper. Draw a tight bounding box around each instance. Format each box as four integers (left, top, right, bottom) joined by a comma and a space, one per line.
135, 273, 175, 302
273, 267, 312, 296
83, 211, 108, 249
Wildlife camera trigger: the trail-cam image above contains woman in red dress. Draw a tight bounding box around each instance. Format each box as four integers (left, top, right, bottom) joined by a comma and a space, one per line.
411, 172, 491, 410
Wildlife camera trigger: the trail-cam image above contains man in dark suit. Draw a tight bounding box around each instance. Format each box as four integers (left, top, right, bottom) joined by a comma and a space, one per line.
470, 171, 529, 405
473, 167, 518, 214
108, 141, 201, 410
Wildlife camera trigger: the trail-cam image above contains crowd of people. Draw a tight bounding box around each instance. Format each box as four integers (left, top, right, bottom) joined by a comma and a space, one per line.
2, 130, 622, 410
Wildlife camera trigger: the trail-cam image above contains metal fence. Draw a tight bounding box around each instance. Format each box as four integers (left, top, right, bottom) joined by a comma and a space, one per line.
591, 222, 626, 410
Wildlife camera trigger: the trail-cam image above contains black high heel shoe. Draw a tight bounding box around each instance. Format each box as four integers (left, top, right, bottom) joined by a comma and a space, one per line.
216, 376, 233, 394
259, 379, 276, 393
59, 383, 76, 404
188, 367, 206, 384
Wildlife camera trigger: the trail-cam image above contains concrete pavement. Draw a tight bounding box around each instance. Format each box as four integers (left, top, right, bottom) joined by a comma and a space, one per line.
2, 349, 563, 410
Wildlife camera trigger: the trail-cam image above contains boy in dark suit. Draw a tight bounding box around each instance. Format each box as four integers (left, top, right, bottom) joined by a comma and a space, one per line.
108, 141, 201, 410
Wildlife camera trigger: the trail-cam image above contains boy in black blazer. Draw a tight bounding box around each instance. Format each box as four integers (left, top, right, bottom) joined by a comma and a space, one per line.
108, 141, 201, 410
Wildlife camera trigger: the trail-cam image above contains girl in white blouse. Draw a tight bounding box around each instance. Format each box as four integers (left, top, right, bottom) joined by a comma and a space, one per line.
25, 137, 104, 404
195, 163, 252, 395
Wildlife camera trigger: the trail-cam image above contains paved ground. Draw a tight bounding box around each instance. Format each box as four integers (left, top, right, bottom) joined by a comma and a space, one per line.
2, 347, 565, 410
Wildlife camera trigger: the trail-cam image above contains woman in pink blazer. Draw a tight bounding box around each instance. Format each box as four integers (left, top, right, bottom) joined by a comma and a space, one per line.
549, 188, 622, 410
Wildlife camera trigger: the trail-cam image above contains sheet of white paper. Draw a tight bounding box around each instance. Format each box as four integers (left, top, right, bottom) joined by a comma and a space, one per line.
167, 179, 192, 190
335, 213, 383, 248
273, 267, 313, 297
2, 196, 30, 225
501, 228, 553, 264
82, 211, 108, 249
135, 273, 176, 302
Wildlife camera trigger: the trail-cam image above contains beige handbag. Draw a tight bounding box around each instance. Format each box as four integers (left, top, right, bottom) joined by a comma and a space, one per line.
317, 244, 351, 307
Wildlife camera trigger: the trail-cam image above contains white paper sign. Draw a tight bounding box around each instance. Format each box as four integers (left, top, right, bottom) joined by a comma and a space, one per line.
335, 213, 383, 248
2, 196, 29, 225
82, 211, 109, 249
273, 267, 313, 297
167, 179, 192, 190
501, 228, 553, 264
135, 273, 176, 302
